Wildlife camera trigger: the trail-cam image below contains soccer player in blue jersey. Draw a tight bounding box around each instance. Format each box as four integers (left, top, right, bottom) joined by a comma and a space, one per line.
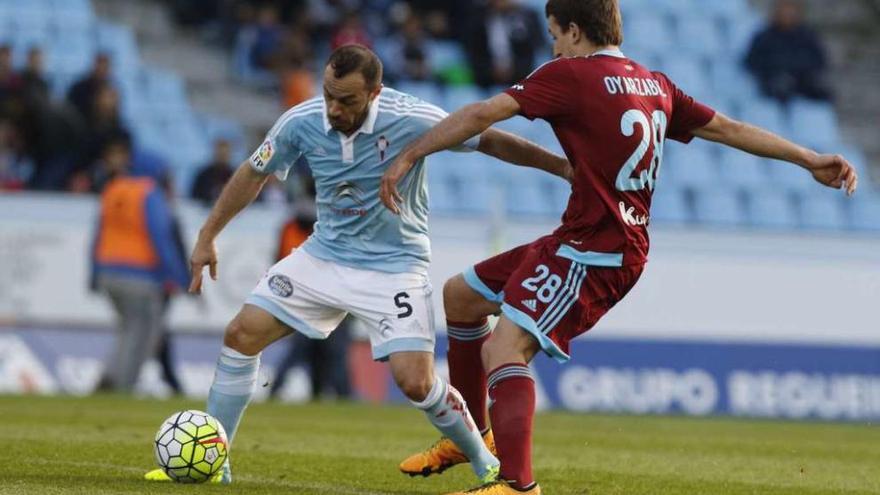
144, 45, 571, 485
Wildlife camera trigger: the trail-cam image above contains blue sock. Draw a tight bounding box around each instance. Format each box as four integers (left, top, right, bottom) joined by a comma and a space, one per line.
411, 376, 500, 481
206, 346, 260, 446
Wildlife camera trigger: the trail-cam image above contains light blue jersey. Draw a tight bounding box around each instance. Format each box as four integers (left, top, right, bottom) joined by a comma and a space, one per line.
249, 87, 479, 274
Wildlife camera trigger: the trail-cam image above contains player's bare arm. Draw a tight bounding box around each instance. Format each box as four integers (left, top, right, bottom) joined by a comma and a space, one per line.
693, 112, 858, 195
380, 93, 522, 213
189, 161, 270, 294
477, 128, 573, 183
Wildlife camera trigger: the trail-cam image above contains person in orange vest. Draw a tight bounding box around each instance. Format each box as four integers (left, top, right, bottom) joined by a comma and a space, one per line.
90, 137, 190, 393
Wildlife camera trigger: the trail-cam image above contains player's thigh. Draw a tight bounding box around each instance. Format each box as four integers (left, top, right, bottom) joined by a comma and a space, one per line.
481, 316, 542, 371
456, 239, 541, 308
345, 269, 436, 363
242, 249, 348, 353
443, 274, 501, 322
501, 246, 645, 362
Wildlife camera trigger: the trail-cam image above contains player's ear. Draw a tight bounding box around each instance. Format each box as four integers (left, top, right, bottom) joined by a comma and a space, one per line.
568, 22, 582, 44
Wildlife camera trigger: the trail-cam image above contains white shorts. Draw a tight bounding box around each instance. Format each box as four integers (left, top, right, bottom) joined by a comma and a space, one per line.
246, 248, 435, 361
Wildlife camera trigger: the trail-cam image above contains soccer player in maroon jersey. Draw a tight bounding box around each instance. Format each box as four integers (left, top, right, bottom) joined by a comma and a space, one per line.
380, 1, 858, 493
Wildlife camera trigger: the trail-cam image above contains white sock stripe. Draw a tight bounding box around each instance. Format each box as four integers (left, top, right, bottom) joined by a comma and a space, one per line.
536, 262, 579, 328
447, 324, 492, 341
487, 366, 533, 388
410, 376, 446, 410
540, 264, 588, 334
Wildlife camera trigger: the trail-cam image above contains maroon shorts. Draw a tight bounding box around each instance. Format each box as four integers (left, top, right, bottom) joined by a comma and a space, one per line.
463, 235, 644, 362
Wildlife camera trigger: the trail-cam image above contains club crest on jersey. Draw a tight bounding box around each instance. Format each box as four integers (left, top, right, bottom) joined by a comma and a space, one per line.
376, 135, 390, 162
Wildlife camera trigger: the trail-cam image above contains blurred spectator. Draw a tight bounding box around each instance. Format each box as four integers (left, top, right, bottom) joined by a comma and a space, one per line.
190, 138, 235, 205
78, 85, 131, 185
67, 53, 113, 120
78, 134, 132, 193
464, 0, 543, 88
250, 4, 285, 70
0, 118, 31, 190
270, 196, 352, 401
396, 14, 431, 81
746, 0, 832, 102
90, 138, 190, 394
0, 45, 22, 112
331, 11, 373, 50
20, 47, 49, 103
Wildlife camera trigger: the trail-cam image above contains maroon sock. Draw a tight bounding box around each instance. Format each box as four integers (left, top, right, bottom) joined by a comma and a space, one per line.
488, 363, 536, 490
446, 319, 492, 432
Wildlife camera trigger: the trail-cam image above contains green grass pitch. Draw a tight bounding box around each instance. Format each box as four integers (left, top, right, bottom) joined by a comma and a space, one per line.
0, 395, 878, 494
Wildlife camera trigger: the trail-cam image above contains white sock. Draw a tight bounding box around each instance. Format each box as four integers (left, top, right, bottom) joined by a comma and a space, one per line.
206, 346, 260, 446
411, 376, 499, 480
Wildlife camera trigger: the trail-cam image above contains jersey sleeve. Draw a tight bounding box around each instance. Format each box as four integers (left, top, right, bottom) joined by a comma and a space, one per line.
504, 59, 573, 121
656, 72, 716, 144
249, 115, 304, 180
409, 101, 480, 152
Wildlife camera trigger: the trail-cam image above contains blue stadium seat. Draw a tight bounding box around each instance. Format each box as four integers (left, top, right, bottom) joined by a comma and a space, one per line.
798, 194, 847, 231
394, 81, 444, 107
849, 196, 880, 231
144, 69, 188, 109
701, 0, 751, 24
746, 190, 797, 229
789, 98, 840, 150
718, 149, 770, 189
96, 22, 140, 75
740, 98, 788, 136
651, 184, 691, 224
675, 15, 724, 59
709, 58, 760, 104
665, 143, 719, 189
767, 162, 817, 194
426, 40, 466, 69
624, 15, 675, 56
662, 58, 711, 101
444, 86, 486, 111
692, 187, 747, 226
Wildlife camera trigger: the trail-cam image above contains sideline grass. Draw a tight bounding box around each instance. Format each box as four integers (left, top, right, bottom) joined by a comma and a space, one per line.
0, 395, 878, 494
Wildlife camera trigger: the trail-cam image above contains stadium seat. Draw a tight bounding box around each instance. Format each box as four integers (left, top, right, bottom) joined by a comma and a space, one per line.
624, 15, 675, 56
144, 69, 188, 109
848, 196, 880, 231
709, 58, 760, 104
96, 22, 140, 75
651, 184, 691, 225
692, 187, 747, 226
661, 58, 711, 101
746, 190, 798, 229
665, 143, 719, 189
718, 149, 770, 190
788, 99, 840, 150
798, 194, 847, 231
740, 98, 789, 136
394, 81, 444, 107
767, 161, 818, 194
444, 86, 486, 111
675, 15, 724, 59
426, 40, 467, 70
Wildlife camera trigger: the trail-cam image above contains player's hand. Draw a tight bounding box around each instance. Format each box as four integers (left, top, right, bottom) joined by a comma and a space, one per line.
380, 153, 416, 214
189, 236, 218, 295
808, 154, 858, 196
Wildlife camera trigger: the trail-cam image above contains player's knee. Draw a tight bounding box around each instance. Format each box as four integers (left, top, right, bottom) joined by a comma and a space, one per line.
395, 374, 434, 403
223, 317, 268, 356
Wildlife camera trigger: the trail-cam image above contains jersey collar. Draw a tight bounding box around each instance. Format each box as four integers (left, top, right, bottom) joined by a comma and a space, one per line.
591, 48, 626, 59
323, 93, 381, 135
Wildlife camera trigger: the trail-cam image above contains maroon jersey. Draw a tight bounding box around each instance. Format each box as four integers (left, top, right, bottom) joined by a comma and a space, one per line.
504, 50, 715, 266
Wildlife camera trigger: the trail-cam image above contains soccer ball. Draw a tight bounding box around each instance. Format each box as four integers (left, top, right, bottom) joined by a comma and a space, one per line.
153, 410, 228, 483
